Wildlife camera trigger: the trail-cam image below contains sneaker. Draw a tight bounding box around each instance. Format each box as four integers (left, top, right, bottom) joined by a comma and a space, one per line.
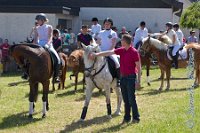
54, 77, 60, 83
132, 119, 140, 124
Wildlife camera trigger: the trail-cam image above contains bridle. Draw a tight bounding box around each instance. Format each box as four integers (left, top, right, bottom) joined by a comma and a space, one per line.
84, 52, 107, 90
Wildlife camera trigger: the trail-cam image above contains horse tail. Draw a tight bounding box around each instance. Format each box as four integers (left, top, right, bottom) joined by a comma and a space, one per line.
184, 43, 200, 50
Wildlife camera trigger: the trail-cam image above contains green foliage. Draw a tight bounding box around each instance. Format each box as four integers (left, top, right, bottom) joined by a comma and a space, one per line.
180, 2, 200, 29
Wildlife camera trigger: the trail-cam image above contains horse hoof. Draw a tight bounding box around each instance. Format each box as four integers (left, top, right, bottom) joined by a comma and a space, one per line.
114, 111, 121, 116
42, 114, 46, 118
28, 114, 33, 119
107, 115, 112, 119
165, 88, 169, 91
78, 118, 84, 122
147, 82, 151, 86
158, 88, 162, 91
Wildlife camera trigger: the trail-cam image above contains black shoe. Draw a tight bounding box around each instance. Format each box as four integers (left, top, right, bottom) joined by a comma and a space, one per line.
54, 77, 60, 83
21, 73, 29, 80
121, 119, 130, 125
132, 118, 140, 124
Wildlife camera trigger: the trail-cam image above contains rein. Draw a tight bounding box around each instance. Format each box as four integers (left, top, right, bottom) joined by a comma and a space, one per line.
85, 57, 107, 90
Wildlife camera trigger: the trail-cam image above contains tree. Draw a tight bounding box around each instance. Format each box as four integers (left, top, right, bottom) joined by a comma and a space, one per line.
180, 1, 200, 29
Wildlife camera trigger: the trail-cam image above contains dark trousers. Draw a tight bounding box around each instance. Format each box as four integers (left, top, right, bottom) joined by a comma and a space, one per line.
120, 74, 140, 121
134, 41, 142, 50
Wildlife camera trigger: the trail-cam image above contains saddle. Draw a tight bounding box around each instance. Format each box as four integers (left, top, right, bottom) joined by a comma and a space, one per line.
167, 46, 188, 61
106, 56, 118, 79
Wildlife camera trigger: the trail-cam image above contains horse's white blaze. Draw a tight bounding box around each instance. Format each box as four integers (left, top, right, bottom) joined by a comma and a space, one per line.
29, 102, 34, 115
42, 102, 47, 114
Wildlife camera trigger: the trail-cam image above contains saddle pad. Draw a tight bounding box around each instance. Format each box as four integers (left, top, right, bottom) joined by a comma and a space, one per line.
167, 47, 188, 60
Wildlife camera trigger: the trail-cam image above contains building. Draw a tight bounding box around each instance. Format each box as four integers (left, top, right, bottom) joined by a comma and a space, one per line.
0, 0, 191, 43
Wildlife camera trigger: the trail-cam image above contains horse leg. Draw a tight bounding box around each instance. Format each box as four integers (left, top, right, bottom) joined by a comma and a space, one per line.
159, 68, 164, 91
52, 80, 55, 92
82, 74, 85, 91
74, 72, 78, 92
105, 85, 112, 119
79, 85, 93, 121
28, 81, 36, 118
114, 83, 122, 115
42, 80, 50, 118
146, 60, 151, 86
165, 68, 171, 91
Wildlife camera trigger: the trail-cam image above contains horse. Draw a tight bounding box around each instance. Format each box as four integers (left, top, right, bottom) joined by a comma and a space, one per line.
140, 36, 189, 91
10, 43, 67, 118
79, 42, 122, 121
184, 43, 200, 87
139, 35, 172, 86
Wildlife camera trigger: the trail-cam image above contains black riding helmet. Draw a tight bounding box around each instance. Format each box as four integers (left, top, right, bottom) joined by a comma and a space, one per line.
103, 18, 113, 26
35, 13, 48, 22
173, 23, 179, 28
92, 17, 98, 22
53, 29, 59, 35
166, 22, 173, 28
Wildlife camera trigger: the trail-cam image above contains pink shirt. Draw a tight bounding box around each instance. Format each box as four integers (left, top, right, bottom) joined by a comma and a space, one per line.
0, 43, 10, 57
114, 46, 139, 76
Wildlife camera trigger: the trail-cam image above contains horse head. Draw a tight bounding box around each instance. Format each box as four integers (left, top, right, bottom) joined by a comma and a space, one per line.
140, 37, 151, 54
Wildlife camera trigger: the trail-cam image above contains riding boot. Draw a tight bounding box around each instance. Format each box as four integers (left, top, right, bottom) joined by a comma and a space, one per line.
116, 68, 120, 87
54, 63, 61, 83
172, 55, 178, 69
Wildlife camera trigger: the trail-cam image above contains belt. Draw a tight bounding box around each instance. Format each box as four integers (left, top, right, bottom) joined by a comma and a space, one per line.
121, 73, 135, 78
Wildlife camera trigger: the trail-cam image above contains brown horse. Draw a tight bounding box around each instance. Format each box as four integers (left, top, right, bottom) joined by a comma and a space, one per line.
10, 43, 66, 118
140, 37, 189, 91
184, 43, 200, 87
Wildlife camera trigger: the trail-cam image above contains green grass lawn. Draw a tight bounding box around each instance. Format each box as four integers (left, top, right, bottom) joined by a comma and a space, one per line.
0, 68, 200, 133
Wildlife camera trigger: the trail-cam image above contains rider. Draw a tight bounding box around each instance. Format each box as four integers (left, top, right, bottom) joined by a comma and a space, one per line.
133, 21, 148, 49
96, 18, 120, 86
165, 22, 181, 69
34, 13, 61, 82
173, 23, 184, 46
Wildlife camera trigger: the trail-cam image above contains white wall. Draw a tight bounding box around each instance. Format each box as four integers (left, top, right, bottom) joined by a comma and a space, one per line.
0, 13, 56, 44
79, 8, 172, 33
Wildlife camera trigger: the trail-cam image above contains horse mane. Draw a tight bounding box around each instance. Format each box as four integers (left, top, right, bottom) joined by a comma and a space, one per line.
159, 35, 172, 44
184, 43, 200, 49
144, 37, 168, 51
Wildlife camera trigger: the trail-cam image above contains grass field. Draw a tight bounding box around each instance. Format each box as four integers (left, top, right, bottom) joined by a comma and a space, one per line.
0, 67, 200, 133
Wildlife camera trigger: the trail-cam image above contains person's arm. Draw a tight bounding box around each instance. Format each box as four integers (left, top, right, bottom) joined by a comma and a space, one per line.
172, 34, 176, 44
110, 38, 117, 50
33, 29, 38, 44
47, 26, 53, 45
90, 50, 115, 59
135, 60, 141, 89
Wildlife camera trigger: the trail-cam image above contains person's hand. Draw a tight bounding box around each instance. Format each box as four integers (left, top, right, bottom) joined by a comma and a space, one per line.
88, 52, 96, 60
44, 44, 50, 49
135, 82, 141, 90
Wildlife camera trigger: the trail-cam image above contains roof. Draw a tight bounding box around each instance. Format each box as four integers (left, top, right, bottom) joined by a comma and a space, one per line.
0, 0, 183, 16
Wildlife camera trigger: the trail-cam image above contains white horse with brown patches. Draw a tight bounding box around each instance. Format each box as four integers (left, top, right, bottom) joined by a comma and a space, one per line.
79, 42, 122, 121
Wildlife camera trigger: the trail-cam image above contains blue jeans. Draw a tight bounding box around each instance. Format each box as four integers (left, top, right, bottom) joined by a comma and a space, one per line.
120, 74, 140, 121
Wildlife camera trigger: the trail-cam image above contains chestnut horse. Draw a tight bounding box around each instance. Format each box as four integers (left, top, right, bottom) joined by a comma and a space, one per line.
140, 37, 189, 91
185, 43, 200, 87
10, 43, 66, 118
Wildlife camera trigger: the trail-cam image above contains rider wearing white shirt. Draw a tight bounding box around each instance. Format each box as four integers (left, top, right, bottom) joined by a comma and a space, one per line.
97, 18, 120, 86
165, 22, 181, 69
173, 23, 184, 46
34, 13, 61, 82
134, 21, 148, 49
91, 17, 102, 40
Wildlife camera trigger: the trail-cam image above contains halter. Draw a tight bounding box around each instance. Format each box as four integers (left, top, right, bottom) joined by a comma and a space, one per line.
84, 56, 107, 90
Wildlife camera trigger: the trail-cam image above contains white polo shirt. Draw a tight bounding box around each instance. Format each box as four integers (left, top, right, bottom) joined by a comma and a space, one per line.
166, 29, 179, 45
91, 23, 102, 38
98, 29, 118, 51
133, 27, 148, 46
175, 29, 184, 44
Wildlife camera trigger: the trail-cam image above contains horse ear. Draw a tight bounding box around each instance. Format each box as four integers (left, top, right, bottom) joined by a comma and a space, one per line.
80, 43, 87, 50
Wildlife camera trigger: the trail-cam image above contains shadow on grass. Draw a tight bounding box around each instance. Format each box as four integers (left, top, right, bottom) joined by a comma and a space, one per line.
8, 80, 29, 87
64, 80, 84, 90
75, 91, 105, 102
95, 123, 130, 132
150, 77, 189, 82
0, 112, 42, 130
0, 72, 22, 77
56, 89, 84, 97
139, 87, 192, 96
60, 115, 112, 132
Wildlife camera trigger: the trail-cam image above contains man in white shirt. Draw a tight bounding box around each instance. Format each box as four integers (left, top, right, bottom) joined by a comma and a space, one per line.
91, 17, 102, 40
134, 21, 148, 49
173, 23, 184, 46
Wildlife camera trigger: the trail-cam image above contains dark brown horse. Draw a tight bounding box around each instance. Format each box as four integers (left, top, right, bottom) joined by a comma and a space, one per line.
10, 43, 65, 118
140, 37, 189, 91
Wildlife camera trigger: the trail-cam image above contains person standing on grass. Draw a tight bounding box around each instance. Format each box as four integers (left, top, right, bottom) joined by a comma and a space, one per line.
0, 39, 10, 74
90, 34, 141, 124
